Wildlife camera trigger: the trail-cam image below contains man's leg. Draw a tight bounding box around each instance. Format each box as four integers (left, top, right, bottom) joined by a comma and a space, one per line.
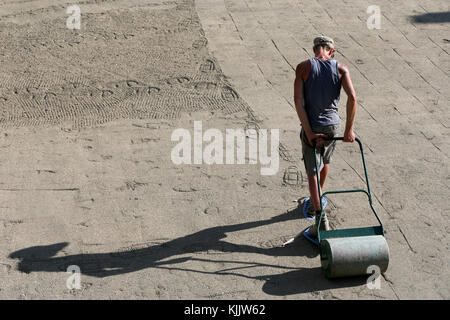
308, 163, 329, 211
304, 125, 338, 238
308, 174, 321, 212
320, 163, 329, 189
301, 128, 331, 225
307, 163, 331, 238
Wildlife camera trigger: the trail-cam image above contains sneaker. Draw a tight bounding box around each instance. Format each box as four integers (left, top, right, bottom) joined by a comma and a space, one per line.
305, 197, 328, 220
305, 201, 316, 219
307, 213, 330, 239
318, 213, 330, 231
308, 223, 318, 238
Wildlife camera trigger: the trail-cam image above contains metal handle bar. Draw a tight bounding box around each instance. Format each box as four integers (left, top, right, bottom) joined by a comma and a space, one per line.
312, 137, 384, 239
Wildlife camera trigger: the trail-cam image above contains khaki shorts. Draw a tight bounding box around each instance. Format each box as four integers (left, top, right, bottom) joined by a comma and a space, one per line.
300, 124, 340, 176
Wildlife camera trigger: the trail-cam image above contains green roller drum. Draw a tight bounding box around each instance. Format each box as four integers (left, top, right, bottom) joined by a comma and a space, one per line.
313, 137, 390, 278
320, 235, 389, 278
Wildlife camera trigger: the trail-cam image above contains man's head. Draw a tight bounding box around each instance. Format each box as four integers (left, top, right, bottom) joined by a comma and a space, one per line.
313, 35, 335, 58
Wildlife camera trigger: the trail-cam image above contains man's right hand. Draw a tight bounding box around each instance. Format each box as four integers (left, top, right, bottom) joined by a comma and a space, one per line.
307, 132, 327, 147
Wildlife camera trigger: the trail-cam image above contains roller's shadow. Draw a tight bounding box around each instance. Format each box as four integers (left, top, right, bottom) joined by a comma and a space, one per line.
8, 204, 365, 295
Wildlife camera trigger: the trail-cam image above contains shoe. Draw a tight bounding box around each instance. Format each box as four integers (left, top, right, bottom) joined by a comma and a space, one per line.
303, 226, 319, 245
308, 223, 318, 238
303, 197, 328, 220
305, 200, 316, 219
307, 213, 330, 239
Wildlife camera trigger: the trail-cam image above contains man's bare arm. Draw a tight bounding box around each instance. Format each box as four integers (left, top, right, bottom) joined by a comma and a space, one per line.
339, 63, 357, 142
294, 63, 326, 146
293, 64, 310, 133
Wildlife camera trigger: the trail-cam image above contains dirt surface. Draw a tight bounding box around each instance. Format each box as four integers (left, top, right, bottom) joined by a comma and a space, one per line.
0, 0, 448, 299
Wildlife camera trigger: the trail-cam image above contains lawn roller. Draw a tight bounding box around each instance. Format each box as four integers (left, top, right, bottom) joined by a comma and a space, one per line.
307, 136, 389, 278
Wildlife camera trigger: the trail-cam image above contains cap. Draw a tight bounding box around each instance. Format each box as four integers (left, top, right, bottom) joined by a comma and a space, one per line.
313, 35, 335, 49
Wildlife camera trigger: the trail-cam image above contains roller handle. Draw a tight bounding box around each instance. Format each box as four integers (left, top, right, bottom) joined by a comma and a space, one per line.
311, 136, 384, 240
312, 136, 366, 192
312, 136, 363, 151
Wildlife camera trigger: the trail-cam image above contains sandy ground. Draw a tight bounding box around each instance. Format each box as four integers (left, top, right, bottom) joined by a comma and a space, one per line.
0, 0, 448, 299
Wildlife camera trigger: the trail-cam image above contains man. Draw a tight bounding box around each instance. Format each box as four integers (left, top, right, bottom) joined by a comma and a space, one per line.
293, 36, 357, 240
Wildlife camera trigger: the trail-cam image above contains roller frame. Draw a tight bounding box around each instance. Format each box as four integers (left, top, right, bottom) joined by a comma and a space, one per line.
312, 136, 389, 278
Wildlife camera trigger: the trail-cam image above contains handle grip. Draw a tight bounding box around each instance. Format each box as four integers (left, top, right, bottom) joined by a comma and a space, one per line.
312, 136, 362, 150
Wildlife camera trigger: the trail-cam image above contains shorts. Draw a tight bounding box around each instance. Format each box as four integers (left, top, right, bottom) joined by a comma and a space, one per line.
300, 124, 340, 176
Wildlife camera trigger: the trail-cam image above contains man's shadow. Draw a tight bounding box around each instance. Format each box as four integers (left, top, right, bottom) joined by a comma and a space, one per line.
410, 11, 450, 24
9, 204, 365, 295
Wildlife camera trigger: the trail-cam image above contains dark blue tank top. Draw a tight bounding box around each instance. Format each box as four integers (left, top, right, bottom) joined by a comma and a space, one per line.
304, 58, 341, 126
